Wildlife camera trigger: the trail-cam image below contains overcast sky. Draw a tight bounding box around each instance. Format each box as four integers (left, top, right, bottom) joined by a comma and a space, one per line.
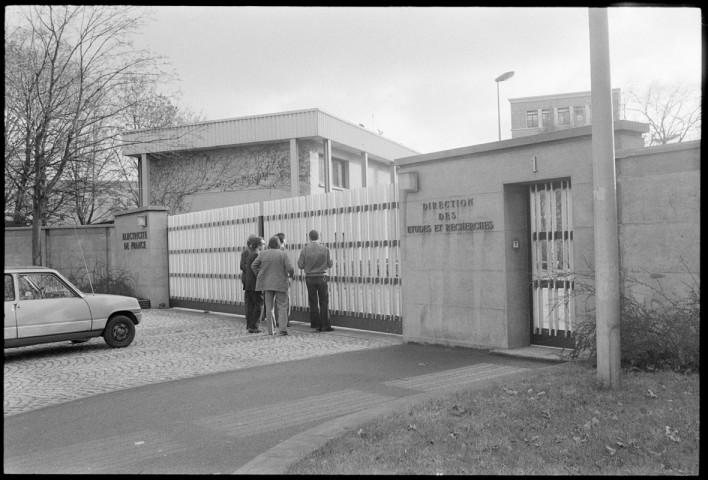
12, 6, 703, 154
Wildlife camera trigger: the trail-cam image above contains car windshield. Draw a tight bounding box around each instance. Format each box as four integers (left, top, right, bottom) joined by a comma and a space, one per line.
18, 273, 77, 300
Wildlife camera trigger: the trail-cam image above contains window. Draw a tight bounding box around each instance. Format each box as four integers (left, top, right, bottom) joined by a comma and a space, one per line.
332, 158, 349, 189
541, 109, 554, 127
558, 107, 570, 125
318, 154, 349, 189
526, 111, 539, 128
4, 274, 15, 301
18, 273, 77, 300
574, 106, 586, 124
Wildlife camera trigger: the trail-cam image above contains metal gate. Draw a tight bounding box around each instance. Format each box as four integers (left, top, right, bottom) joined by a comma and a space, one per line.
529, 180, 575, 347
166, 185, 401, 334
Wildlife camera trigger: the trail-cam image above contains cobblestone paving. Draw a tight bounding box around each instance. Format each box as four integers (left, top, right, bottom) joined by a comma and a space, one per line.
3, 309, 401, 417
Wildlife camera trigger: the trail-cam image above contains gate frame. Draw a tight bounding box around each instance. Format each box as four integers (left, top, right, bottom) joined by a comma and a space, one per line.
528, 180, 575, 348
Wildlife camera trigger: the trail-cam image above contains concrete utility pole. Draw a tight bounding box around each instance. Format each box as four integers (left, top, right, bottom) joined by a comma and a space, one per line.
589, 8, 621, 390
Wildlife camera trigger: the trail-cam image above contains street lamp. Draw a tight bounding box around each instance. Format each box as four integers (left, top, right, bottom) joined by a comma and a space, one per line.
495, 71, 515, 141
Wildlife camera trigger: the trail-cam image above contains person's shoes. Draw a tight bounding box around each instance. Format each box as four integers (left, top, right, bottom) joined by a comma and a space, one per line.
251, 329, 262, 333
322, 327, 335, 332
247, 329, 254, 333
278, 331, 288, 336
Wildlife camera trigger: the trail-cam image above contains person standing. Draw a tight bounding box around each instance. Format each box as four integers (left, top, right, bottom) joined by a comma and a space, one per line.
297, 229, 334, 332
252, 236, 295, 336
240, 235, 264, 333
275, 232, 287, 249
275, 232, 291, 327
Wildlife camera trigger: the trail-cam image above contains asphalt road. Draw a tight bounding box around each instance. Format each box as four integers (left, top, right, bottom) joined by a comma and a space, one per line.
4, 308, 556, 474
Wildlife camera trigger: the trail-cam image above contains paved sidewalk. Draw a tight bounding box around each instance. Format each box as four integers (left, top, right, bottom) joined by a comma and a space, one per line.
4, 308, 564, 474
3, 308, 402, 417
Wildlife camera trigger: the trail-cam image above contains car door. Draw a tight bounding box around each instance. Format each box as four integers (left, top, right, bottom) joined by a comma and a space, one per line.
4, 274, 18, 340
15, 272, 93, 338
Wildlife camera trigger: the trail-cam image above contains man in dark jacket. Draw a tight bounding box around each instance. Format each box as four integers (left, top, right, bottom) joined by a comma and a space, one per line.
297, 229, 334, 332
240, 235, 264, 333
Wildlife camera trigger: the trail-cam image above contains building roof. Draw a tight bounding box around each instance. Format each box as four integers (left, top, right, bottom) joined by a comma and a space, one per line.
395, 120, 649, 167
615, 139, 700, 159
120, 108, 419, 162
509, 88, 621, 104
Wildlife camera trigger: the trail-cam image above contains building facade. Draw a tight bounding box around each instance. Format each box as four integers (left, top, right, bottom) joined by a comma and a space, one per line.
395, 121, 699, 350
509, 89, 622, 139
120, 109, 418, 214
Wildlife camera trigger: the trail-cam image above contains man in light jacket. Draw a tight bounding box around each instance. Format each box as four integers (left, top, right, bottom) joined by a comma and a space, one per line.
297, 229, 334, 332
252, 236, 295, 336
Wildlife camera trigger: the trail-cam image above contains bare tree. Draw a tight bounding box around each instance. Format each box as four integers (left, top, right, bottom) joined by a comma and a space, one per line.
54, 78, 205, 225
624, 81, 701, 146
4, 5, 170, 263
108, 75, 205, 213
4, 26, 36, 227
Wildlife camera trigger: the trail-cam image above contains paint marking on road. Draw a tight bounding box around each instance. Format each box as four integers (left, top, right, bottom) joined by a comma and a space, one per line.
383, 363, 528, 392
3, 430, 190, 474
193, 389, 396, 437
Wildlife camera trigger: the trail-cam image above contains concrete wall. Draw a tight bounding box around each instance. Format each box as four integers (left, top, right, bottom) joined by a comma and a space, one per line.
397, 133, 597, 349
4, 225, 115, 278
616, 141, 700, 302
4, 209, 169, 307
113, 207, 169, 308
395, 122, 697, 350
503, 184, 532, 348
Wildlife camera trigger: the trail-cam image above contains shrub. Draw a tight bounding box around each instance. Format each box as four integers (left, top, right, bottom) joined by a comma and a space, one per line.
569, 267, 699, 372
66, 263, 137, 298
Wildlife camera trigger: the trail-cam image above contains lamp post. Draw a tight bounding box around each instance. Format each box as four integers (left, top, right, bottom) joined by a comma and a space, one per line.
495, 71, 515, 141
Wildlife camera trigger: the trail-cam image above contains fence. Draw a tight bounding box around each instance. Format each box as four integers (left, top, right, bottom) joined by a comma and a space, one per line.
167, 184, 401, 333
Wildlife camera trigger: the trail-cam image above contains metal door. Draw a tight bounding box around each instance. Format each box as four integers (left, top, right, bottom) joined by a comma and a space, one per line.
529, 181, 575, 347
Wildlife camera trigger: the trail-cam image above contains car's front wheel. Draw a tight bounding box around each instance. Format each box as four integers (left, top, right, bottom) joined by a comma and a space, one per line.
103, 315, 136, 348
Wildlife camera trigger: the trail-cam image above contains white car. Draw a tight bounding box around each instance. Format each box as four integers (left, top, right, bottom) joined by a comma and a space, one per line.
4, 266, 142, 349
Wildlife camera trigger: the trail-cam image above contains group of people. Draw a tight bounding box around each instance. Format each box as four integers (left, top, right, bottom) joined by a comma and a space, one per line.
239, 230, 334, 336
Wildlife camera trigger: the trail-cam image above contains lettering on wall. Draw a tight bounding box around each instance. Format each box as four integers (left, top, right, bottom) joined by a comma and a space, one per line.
122, 231, 148, 250
407, 196, 494, 234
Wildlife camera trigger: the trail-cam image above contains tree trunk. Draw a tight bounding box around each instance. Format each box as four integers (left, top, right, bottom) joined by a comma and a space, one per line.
31, 200, 43, 266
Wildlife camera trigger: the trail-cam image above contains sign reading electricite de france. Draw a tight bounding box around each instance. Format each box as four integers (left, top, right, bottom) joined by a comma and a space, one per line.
122, 231, 148, 250
406, 196, 494, 234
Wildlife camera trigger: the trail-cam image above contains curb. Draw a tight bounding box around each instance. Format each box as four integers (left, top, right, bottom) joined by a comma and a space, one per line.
234, 363, 565, 474
489, 349, 569, 364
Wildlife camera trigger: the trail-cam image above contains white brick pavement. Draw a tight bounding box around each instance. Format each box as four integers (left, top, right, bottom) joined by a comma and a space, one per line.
3, 308, 402, 417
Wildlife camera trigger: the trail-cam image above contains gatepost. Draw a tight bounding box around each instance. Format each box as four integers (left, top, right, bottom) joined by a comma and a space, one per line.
113, 206, 169, 308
